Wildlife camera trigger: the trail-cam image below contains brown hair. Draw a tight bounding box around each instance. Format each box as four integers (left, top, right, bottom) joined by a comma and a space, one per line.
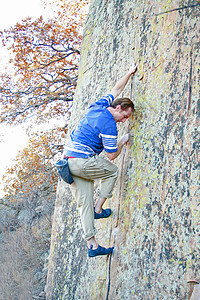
109, 97, 135, 112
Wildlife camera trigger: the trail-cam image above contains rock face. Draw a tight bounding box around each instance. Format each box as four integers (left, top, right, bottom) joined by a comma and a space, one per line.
46, 1, 199, 299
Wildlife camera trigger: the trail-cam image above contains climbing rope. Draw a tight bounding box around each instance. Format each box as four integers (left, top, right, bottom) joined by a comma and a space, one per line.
105, 72, 136, 300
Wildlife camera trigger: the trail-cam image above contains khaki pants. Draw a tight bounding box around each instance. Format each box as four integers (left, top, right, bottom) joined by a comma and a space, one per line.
68, 156, 118, 240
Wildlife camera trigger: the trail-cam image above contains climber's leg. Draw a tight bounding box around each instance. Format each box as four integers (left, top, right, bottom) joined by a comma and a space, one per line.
68, 156, 118, 214
69, 175, 114, 256
69, 175, 97, 240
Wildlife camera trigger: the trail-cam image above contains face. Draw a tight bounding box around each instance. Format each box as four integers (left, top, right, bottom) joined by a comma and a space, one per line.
114, 105, 133, 123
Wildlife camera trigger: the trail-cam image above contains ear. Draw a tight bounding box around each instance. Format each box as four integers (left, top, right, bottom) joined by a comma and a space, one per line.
115, 104, 121, 111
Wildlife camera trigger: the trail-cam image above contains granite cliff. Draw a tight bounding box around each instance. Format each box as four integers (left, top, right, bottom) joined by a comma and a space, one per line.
46, 1, 200, 299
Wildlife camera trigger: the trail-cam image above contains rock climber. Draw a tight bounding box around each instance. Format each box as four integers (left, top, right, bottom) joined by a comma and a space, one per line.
63, 63, 137, 257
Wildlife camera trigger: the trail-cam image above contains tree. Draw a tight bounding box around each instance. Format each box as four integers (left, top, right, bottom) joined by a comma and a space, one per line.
0, 3, 89, 297
0, 0, 88, 299
2, 129, 59, 202
0, 0, 89, 124
0, 0, 89, 199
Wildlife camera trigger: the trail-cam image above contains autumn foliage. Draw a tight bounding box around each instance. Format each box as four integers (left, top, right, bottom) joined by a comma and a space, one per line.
0, 0, 89, 198
0, 0, 89, 124
2, 131, 61, 202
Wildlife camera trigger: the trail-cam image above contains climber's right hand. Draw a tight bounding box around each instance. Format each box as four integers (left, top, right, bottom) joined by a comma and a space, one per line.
119, 133, 130, 146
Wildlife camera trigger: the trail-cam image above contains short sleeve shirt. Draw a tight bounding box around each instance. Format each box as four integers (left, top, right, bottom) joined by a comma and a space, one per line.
64, 94, 118, 158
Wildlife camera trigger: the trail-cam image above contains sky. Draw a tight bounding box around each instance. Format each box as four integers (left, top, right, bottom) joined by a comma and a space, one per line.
0, 0, 55, 196
0, 0, 52, 30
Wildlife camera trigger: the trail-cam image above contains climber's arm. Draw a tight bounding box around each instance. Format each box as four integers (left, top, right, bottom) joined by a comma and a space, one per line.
106, 134, 130, 161
110, 63, 137, 99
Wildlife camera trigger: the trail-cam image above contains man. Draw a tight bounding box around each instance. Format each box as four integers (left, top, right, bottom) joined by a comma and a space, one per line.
63, 63, 137, 257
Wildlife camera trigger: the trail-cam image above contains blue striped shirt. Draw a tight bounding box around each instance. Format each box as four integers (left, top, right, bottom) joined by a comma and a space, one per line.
63, 94, 118, 158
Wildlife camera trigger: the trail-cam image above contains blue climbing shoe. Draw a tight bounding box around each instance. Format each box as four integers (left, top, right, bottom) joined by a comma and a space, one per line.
88, 245, 114, 257
94, 208, 111, 219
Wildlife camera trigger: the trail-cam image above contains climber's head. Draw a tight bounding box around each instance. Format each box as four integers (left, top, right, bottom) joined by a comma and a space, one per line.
110, 97, 135, 112
109, 98, 135, 123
